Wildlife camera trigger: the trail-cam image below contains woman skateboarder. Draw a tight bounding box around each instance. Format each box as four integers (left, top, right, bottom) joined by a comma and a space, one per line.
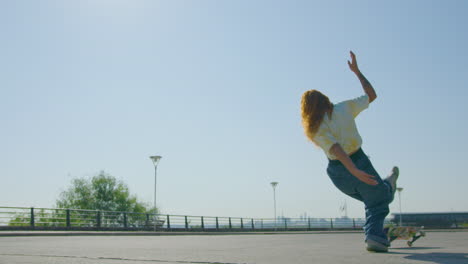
300, 51, 399, 252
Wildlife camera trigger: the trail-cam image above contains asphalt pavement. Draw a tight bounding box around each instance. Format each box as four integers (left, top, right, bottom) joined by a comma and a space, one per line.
0, 231, 467, 264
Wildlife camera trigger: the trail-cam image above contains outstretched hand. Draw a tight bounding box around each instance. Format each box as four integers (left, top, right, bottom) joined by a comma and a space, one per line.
347, 51, 360, 74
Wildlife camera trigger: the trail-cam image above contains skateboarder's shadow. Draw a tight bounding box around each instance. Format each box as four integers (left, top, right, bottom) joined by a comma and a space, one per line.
403, 252, 468, 264
391, 246, 442, 250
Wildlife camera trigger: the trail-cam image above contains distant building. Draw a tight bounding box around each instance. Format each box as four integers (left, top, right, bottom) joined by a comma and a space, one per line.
391, 212, 468, 228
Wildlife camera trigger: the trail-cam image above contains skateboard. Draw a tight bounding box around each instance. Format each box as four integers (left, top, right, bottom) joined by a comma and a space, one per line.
384, 226, 426, 247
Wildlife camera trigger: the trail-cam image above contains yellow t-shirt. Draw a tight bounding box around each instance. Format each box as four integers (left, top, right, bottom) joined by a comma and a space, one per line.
312, 95, 370, 160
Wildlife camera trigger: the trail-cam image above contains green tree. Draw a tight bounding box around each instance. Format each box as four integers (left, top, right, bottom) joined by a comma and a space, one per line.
56, 171, 156, 214
9, 171, 161, 228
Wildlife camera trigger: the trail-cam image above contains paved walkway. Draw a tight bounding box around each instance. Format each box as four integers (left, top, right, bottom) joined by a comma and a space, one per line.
0, 231, 467, 263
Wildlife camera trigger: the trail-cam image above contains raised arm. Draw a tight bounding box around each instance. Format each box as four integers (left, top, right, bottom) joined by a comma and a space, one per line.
348, 51, 377, 103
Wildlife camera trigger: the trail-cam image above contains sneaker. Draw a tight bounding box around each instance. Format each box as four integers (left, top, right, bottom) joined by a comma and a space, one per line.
384, 166, 399, 194
366, 239, 389, 253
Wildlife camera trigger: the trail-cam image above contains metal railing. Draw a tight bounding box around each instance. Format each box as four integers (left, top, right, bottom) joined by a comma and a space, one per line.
0, 206, 382, 231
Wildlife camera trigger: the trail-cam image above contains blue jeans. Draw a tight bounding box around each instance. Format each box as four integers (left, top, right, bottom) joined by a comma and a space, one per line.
327, 148, 394, 246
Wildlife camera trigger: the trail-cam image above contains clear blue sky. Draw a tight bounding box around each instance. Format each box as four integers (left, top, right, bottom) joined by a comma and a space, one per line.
1, 0, 467, 219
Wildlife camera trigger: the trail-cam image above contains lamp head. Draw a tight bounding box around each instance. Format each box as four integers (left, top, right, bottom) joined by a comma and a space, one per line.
150, 156, 162, 166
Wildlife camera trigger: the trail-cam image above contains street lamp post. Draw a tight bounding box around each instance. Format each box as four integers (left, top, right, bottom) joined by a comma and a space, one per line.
270, 182, 278, 230
150, 155, 162, 231
396, 187, 403, 226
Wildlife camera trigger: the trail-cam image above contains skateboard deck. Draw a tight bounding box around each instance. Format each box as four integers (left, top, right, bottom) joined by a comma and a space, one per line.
384, 226, 426, 247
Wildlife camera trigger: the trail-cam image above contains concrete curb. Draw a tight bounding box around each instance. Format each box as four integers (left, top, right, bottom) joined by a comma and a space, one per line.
1, 229, 466, 237
0, 230, 364, 237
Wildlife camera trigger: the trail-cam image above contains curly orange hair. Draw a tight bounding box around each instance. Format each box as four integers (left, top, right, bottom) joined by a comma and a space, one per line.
300, 90, 333, 141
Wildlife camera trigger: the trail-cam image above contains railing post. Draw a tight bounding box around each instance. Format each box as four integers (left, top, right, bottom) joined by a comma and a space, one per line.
251, 219, 254, 229
185, 216, 189, 230
241, 218, 244, 229
30, 208, 35, 228
96, 211, 102, 228
353, 218, 356, 229
284, 218, 287, 230
216, 217, 219, 230
146, 214, 150, 228
166, 215, 171, 229
66, 209, 71, 228
452, 213, 458, 228
308, 218, 311, 230
123, 213, 128, 228
201, 216, 205, 230
261, 219, 264, 229
229, 217, 232, 229
330, 218, 333, 229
